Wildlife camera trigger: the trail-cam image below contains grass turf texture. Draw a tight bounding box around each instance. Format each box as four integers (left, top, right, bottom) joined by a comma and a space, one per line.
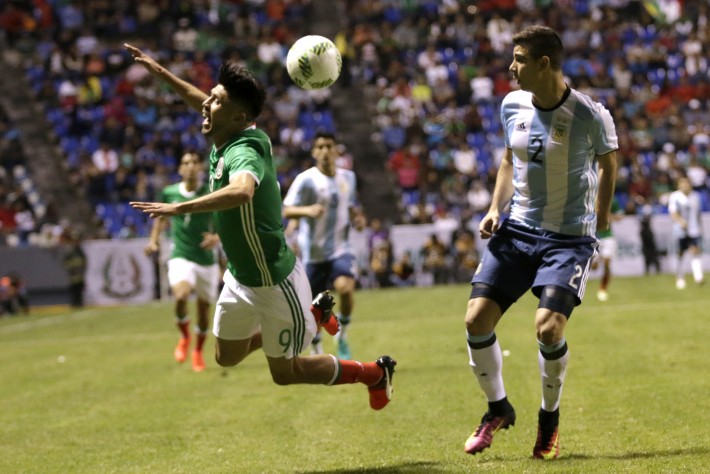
1, 274, 708, 473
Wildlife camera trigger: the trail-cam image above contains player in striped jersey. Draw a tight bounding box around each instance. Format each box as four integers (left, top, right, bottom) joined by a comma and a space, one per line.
462, 26, 618, 459
126, 44, 395, 410
668, 176, 704, 289
145, 152, 220, 372
283, 132, 366, 359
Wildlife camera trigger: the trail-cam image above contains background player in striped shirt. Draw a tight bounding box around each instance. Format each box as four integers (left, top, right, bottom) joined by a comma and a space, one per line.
283, 132, 366, 359
145, 152, 220, 372
126, 44, 396, 410
462, 26, 618, 460
668, 176, 704, 289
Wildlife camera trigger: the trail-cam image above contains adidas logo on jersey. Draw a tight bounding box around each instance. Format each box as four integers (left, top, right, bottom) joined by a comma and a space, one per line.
516, 122, 527, 131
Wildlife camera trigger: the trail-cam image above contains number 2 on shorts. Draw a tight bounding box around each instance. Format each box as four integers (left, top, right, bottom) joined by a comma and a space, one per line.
568, 264, 583, 289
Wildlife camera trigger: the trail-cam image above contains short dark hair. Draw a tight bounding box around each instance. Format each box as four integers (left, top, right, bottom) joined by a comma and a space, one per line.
218, 62, 267, 119
512, 26, 564, 71
314, 131, 336, 142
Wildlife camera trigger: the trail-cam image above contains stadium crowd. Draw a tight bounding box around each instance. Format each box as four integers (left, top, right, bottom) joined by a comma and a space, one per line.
0, 0, 708, 284
338, 0, 710, 223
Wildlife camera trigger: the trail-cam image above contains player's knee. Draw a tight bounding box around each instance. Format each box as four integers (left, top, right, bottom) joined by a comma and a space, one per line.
214, 351, 238, 367
333, 276, 355, 294
465, 286, 506, 334
214, 344, 240, 367
536, 317, 565, 345
269, 367, 297, 386
173, 289, 191, 301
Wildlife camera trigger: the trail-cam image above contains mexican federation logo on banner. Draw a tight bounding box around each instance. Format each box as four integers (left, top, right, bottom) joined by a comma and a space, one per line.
102, 252, 142, 298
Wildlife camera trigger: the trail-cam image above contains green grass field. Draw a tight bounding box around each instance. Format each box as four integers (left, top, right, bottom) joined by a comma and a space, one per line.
1, 274, 709, 473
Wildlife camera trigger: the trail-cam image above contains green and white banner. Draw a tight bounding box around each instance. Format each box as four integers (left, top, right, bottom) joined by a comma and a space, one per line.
84, 238, 155, 305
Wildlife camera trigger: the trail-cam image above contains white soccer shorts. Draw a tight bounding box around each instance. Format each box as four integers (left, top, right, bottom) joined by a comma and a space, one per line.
212, 259, 316, 359
167, 258, 220, 301
597, 236, 618, 260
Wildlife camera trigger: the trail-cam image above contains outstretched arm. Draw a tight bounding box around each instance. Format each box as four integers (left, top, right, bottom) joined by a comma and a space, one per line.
124, 43, 208, 112
282, 204, 325, 219
131, 173, 256, 218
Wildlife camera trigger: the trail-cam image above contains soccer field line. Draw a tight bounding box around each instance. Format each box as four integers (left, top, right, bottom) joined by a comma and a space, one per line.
0, 309, 104, 335
0, 302, 166, 336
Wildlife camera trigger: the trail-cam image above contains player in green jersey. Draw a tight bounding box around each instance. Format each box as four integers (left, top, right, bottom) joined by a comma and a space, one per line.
592, 196, 623, 301
125, 44, 396, 410
145, 152, 220, 372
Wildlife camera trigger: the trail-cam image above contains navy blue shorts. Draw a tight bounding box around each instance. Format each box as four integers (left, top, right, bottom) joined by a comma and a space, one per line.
306, 254, 357, 297
678, 236, 701, 253
472, 220, 598, 305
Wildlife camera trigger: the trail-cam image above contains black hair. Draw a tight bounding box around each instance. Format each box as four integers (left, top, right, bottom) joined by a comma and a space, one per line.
218, 62, 267, 119
512, 26, 564, 71
314, 131, 336, 142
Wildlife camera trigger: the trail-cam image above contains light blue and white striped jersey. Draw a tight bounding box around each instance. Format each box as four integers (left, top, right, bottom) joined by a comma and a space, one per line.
502, 87, 618, 236
283, 166, 357, 263
668, 189, 702, 238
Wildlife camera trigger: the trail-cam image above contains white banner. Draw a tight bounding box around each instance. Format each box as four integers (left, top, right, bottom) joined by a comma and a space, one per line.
352, 214, 710, 279
84, 238, 156, 305
590, 213, 710, 277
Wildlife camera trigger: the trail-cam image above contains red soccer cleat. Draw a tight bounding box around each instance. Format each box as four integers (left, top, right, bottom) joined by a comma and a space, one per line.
310, 291, 339, 336
368, 356, 397, 410
174, 337, 190, 363
192, 350, 206, 372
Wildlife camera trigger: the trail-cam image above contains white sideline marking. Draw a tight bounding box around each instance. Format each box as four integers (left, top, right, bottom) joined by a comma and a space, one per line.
0, 310, 102, 335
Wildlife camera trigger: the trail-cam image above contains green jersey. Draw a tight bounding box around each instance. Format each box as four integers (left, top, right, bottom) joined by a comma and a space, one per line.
209, 127, 295, 287
160, 182, 215, 265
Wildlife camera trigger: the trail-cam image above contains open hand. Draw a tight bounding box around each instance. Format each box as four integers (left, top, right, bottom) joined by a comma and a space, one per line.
130, 201, 180, 218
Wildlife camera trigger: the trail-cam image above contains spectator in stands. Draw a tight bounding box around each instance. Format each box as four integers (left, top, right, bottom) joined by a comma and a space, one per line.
387, 143, 422, 193
91, 141, 119, 174
467, 179, 492, 217
391, 251, 416, 287
450, 222, 479, 283
369, 238, 393, 288
420, 233, 449, 285
12, 198, 35, 245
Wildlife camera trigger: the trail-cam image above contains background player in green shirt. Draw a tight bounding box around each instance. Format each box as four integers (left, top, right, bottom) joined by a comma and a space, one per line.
593, 196, 623, 301
126, 44, 396, 410
145, 152, 220, 372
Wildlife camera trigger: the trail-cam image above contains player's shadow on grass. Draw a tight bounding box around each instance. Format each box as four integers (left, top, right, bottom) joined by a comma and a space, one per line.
296, 461, 446, 474
562, 446, 709, 461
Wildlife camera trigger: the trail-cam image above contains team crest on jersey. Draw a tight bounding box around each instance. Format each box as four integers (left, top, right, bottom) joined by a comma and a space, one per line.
551, 126, 566, 142
215, 157, 224, 179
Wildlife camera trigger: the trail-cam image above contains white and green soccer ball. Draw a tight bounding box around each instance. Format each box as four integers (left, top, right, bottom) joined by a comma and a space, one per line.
286, 35, 342, 90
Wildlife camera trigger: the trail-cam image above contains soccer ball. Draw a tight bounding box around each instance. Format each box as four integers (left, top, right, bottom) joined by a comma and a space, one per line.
286, 35, 342, 90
